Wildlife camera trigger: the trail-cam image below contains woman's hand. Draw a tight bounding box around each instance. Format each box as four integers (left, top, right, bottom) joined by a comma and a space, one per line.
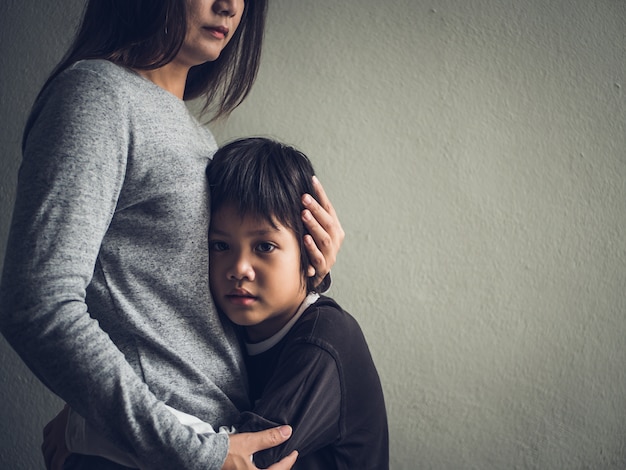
222, 426, 298, 469
301, 176, 345, 288
42, 405, 71, 470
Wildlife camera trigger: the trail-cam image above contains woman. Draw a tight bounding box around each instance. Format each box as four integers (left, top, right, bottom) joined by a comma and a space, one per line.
0, 1, 344, 469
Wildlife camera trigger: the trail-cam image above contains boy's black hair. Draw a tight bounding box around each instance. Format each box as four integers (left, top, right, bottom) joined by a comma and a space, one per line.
207, 137, 320, 292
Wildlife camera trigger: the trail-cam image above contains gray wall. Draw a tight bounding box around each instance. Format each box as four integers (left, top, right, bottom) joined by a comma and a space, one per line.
2, 1, 625, 469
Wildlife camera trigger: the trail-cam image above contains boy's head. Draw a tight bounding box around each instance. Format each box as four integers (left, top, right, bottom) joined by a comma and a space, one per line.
207, 137, 319, 289
206, 137, 320, 341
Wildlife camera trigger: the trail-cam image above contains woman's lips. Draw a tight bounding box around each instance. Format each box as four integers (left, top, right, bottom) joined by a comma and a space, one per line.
203, 25, 229, 39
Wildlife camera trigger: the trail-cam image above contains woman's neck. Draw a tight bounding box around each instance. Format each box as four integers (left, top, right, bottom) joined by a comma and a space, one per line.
134, 62, 189, 100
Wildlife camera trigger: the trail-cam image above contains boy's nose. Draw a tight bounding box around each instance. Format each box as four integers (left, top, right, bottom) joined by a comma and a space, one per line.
227, 254, 255, 282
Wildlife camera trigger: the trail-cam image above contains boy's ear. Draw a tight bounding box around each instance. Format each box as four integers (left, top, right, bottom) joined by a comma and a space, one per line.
306, 268, 329, 293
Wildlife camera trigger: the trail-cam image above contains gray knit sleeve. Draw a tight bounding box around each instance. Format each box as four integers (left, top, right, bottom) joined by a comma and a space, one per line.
0, 65, 229, 469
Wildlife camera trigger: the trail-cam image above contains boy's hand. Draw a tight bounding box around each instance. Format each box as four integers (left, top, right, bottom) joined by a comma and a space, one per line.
42, 405, 72, 470
302, 176, 345, 287
222, 426, 297, 469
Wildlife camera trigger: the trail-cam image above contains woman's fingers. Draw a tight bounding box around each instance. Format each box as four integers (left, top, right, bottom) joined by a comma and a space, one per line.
223, 426, 296, 469
301, 177, 345, 285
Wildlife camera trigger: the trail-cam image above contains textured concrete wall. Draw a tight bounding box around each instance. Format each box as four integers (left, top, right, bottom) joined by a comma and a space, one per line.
2, 1, 625, 469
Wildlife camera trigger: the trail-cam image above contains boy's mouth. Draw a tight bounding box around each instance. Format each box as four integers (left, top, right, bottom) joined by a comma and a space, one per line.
226, 288, 258, 305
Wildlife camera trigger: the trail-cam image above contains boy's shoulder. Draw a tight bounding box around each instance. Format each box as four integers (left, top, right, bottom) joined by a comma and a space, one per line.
302, 295, 357, 325
290, 295, 367, 348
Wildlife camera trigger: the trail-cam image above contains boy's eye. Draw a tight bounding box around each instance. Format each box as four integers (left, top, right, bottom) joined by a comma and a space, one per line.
256, 242, 276, 253
209, 241, 229, 252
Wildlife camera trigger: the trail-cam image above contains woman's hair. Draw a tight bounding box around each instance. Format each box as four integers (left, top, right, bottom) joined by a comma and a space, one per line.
207, 138, 321, 292
43, 0, 267, 120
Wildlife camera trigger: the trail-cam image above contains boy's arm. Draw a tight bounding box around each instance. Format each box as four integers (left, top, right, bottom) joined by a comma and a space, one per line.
237, 343, 343, 467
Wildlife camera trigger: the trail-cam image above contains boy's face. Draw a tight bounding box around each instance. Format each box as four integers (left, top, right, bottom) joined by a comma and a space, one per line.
209, 204, 308, 343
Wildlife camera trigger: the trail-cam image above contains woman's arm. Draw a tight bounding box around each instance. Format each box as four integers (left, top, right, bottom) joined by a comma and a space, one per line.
47, 345, 338, 468
0, 66, 227, 470
42, 405, 296, 470
44, 406, 223, 468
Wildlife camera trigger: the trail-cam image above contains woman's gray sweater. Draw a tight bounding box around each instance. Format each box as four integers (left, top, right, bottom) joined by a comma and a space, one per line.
0, 60, 249, 469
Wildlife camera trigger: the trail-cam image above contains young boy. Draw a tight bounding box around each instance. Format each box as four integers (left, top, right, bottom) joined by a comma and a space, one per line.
206, 138, 389, 469
54, 138, 389, 469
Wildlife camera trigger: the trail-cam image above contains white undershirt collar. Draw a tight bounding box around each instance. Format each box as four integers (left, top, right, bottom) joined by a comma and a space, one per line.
246, 292, 320, 356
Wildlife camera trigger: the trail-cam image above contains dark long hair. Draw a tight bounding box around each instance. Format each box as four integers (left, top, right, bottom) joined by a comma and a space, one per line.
207, 138, 321, 292
42, 0, 267, 121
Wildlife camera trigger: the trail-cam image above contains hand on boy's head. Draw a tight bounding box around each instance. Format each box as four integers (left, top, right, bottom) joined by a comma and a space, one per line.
223, 426, 297, 470
301, 176, 345, 287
